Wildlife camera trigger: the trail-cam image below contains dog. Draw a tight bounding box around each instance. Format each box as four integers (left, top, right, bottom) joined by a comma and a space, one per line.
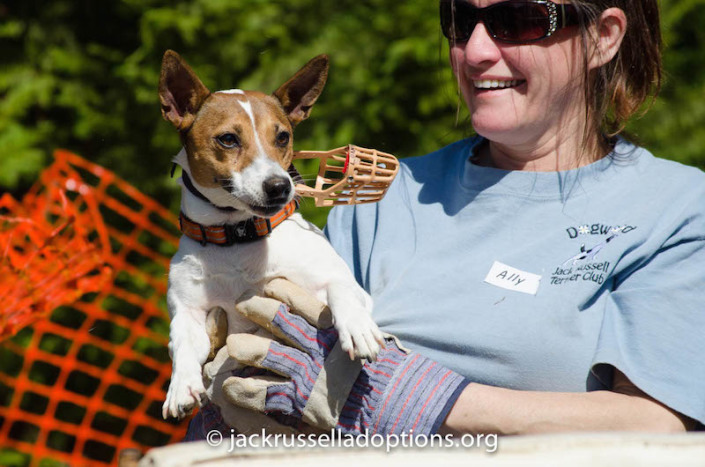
158, 51, 382, 421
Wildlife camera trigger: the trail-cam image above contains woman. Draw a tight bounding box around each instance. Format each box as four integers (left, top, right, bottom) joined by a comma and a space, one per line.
189, 0, 704, 437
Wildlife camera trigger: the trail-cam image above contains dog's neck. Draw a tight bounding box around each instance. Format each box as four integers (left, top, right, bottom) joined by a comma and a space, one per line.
173, 148, 255, 226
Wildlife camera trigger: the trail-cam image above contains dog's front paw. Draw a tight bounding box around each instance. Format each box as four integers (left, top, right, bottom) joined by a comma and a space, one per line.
335, 313, 385, 361
162, 370, 207, 419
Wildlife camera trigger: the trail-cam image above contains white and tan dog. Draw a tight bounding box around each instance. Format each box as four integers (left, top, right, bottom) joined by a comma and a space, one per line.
159, 51, 382, 420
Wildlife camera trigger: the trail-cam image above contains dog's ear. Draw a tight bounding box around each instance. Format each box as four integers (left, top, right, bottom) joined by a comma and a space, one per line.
159, 50, 211, 131
273, 54, 329, 127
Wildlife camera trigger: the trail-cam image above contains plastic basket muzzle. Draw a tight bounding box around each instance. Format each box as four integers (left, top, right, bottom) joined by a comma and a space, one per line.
293, 145, 400, 207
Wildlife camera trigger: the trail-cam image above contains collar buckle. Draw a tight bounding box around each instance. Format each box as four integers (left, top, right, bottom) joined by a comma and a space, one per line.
223, 219, 262, 244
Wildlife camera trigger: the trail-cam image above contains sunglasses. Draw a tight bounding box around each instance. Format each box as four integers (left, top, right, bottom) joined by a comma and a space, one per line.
440, 0, 580, 44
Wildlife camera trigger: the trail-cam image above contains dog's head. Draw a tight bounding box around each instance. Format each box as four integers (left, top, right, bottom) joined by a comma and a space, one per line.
159, 51, 328, 217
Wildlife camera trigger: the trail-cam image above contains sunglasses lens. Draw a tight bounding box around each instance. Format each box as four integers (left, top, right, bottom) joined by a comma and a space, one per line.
486, 2, 551, 42
440, 0, 476, 42
440, 1, 553, 44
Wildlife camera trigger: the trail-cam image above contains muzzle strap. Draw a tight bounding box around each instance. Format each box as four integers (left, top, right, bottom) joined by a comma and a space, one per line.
170, 160, 239, 212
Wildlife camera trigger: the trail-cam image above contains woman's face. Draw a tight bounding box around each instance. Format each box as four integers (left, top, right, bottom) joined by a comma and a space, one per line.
450, 0, 586, 154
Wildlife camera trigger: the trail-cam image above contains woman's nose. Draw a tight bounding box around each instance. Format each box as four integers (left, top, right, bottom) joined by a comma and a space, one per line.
462, 22, 502, 66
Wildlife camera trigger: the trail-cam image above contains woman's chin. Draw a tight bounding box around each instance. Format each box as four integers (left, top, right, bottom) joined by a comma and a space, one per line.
471, 119, 522, 142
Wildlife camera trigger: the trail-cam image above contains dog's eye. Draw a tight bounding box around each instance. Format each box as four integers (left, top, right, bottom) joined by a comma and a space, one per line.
275, 131, 290, 147
216, 133, 241, 148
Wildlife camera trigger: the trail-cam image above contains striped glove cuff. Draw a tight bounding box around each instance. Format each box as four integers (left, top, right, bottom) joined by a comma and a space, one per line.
337, 339, 470, 436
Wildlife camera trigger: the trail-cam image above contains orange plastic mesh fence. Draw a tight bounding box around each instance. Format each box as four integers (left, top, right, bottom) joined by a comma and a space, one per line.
0, 150, 188, 466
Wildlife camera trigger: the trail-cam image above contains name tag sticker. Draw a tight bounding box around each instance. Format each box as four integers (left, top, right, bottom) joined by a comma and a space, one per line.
484, 261, 541, 295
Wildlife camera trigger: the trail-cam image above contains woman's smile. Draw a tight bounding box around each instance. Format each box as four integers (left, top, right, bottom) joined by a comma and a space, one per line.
472, 79, 525, 90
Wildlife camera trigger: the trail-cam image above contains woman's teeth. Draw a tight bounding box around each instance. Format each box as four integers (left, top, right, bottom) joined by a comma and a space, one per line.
473, 79, 522, 89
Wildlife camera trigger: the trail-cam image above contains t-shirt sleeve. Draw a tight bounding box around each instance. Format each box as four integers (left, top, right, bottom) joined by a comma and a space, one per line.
324, 202, 379, 292
324, 162, 412, 294
324, 204, 359, 280
591, 196, 705, 426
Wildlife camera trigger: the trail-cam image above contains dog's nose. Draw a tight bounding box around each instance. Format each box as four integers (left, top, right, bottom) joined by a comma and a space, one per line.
263, 177, 291, 201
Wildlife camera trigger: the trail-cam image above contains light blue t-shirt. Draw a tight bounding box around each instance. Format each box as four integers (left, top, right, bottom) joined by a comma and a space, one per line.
325, 136, 705, 426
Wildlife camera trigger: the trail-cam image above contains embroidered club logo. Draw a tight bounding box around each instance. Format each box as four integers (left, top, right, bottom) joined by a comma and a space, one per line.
551, 223, 636, 286
562, 228, 622, 267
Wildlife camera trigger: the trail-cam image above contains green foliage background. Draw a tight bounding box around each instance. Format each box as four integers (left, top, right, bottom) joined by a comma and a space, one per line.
1, 0, 704, 227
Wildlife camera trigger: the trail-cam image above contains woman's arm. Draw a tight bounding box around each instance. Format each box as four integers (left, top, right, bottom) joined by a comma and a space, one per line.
440, 369, 696, 435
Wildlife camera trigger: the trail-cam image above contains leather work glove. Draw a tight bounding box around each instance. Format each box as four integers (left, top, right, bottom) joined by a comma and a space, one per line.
188, 305, 299, 438
222, 278, 470, 436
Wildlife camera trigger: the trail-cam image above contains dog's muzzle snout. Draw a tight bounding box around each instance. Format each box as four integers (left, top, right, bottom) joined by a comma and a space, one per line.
263, 176, 291, 202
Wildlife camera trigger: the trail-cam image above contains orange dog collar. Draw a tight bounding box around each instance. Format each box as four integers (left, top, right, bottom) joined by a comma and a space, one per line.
179, 200, 297, 246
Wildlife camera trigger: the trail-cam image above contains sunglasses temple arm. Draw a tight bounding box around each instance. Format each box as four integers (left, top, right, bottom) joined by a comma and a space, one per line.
559, 4, 580, 27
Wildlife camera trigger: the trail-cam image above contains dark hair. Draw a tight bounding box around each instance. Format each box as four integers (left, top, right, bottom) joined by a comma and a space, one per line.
574, 0, 662, 139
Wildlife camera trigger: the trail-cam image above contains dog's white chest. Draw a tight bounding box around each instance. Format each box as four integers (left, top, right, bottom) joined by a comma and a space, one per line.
171, 237, 267, 303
